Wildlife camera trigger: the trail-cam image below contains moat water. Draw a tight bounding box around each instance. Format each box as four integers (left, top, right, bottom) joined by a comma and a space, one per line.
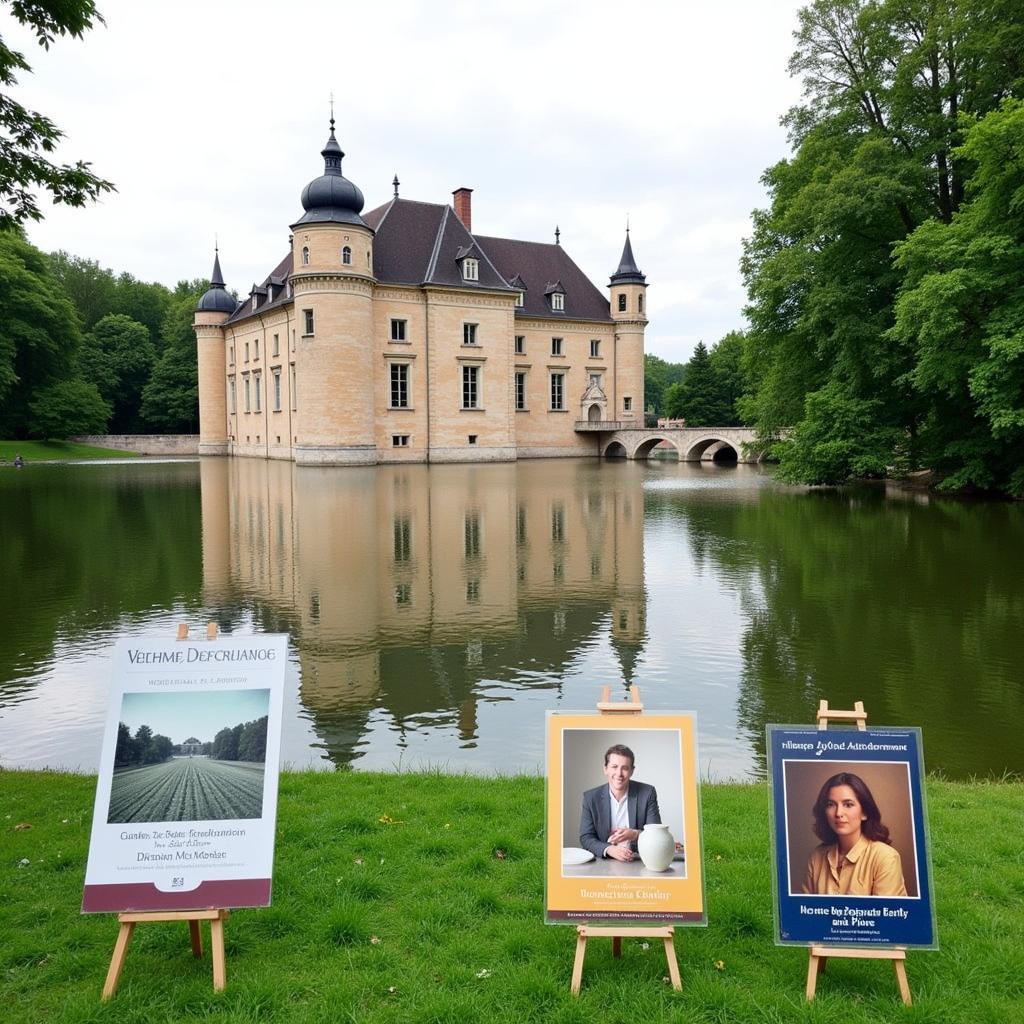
1, 458, 1021, 779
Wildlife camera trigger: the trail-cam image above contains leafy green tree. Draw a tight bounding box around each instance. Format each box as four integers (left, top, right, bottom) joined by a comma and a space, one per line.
237, 716, 268, 762
141, 284, 205, 431
79, 314, 155, 432
889, 98, 1024, 494
0, 232, 82, 435
48, 251, 117, 330
27, 377, 109, 438
644, 354, 685, 415
0, 1, 114, 230
114, 722, 134, 767
742, 0, 1024, 489
708, 331, 747, 426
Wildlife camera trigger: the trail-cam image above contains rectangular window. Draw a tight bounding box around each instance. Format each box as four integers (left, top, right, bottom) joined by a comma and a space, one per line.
390, 319, 407, 342
462, 365, 480, 409
552, 293, 564, 311
463, 258, 479, 281
303, 309, 314, 335
245, 342, 250, 363
623, 396, 633, 412
468, 434, 478, 444
618, 294, 627, 312
392, 434, 410, 448
390, 363, 410, 408
515, 371, 526, 411
228, 378, 236, 414
254, 338, 260, 360
463, 323, 478, 346
290, 364, 297, 410
273, 333, 280, 357
550, 372, 564, 411
551, 337, 563, 357
229, 344, 235, 365
516, 291, 524, 307
590, 339, 600, 358
253, 372, 262, 413
273, 370, 281, 411
515, 335, 525, 354
244, 375, 251, 413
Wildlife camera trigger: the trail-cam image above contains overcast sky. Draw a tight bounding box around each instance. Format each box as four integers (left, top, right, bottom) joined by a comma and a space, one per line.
6, 0, 805, 364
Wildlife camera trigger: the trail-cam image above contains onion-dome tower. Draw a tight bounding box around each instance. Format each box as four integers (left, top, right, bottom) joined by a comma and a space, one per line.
290, 118, 377, 465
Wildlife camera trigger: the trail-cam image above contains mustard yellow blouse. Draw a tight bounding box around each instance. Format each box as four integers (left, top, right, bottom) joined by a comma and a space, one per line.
802, 836, 907, 896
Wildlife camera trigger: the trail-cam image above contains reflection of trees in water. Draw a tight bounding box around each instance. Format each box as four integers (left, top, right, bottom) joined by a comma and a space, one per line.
653, 486, 1024, 778
0, 464, 204, 696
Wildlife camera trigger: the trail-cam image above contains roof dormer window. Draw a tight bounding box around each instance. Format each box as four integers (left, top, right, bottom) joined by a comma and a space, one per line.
463, 258, 479, 282
252, 294, 258, 311
551, 292, 564, 311
267, 284, 274, 302
516, 292, 524, 308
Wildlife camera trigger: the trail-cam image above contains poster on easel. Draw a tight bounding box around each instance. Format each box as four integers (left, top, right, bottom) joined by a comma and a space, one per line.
82, 634, 288, 913
767, 725, 937, 948
545, 712, 705, 925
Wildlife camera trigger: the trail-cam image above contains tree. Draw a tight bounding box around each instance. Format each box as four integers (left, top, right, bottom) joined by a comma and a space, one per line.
741, 0, 1024, 490
48, 251, 117, 330
665, 342, 726, 424
28, 377, 109, 438
79, 314, 155, 431
0, 1, 115, 230
0, 232, 83, 436
237, 716, 268, 762
113, 722, 134, 767
707, 331, 747, 426
644, 354, 685, 415
141, 284, 205, 431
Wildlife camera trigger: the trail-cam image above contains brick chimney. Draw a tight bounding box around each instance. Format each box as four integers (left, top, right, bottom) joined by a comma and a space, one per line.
452, 187, 473, 231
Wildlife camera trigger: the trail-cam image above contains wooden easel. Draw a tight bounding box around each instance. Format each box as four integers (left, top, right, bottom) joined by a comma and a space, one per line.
101, 622, 231, 1000
570, 686, 683, 995
804, 700, 912, 1006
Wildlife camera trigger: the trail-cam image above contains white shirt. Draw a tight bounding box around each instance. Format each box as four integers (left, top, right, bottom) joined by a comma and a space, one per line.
608, 787, 630, 853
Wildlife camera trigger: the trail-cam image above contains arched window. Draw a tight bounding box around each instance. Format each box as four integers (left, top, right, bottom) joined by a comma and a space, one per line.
618, 293, 626, 312
342, 246, 352, 265
638, 293, 644, 313
302, 246, 310, 266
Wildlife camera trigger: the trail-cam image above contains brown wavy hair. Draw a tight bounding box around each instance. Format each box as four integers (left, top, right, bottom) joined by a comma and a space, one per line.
812, 772, 892, 845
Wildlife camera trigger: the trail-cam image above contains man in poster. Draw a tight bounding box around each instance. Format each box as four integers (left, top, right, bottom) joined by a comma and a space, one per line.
579, 744, 661, 861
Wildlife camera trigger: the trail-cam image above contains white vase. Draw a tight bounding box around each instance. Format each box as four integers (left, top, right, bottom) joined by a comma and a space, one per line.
637, 823, 675, 871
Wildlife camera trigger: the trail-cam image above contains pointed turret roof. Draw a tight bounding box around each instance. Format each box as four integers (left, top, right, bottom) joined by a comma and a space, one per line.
609, 229, 646, 285
195, 248, 238, 314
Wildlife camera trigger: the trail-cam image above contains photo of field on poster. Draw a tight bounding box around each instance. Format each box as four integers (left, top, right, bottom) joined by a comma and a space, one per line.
107, 689, 270, 824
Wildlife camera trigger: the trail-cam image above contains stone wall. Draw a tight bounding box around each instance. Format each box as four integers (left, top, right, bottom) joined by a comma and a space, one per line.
71, 434, 200, 455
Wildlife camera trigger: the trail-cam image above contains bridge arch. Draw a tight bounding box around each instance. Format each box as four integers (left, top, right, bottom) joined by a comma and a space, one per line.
684, 435, 739, 463
632, 435, 681, 460
603, 440, 628, 458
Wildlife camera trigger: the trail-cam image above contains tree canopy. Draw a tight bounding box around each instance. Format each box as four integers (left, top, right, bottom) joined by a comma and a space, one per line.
741, 0, 1024, 493
0, 0, 114, 230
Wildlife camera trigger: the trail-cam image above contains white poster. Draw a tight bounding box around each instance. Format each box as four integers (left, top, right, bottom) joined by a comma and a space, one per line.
82, 634, 288, 913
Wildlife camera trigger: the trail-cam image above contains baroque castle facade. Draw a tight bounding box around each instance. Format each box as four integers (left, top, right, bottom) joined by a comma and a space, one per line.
194, 121, 648, 465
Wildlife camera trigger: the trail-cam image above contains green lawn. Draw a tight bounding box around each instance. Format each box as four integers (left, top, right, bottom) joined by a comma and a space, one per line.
1, 770, 1021, 1023
0, 441, 139, 463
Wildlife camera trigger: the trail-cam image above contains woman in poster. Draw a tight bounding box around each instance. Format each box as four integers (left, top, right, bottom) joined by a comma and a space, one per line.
802, 772, 907, 897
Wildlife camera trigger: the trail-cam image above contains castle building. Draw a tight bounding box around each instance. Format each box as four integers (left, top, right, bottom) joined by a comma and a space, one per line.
194, 120, 648, 465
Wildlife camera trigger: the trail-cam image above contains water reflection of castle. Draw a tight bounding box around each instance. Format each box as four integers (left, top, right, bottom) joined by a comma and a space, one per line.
200, 458, 647, 765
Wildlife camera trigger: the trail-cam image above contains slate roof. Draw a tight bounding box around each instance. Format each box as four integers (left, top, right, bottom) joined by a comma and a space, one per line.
228, 199, 612, 324
225, 252, 293, 324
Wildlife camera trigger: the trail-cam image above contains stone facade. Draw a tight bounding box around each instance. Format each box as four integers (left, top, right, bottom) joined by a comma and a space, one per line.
195, 125, 647, 466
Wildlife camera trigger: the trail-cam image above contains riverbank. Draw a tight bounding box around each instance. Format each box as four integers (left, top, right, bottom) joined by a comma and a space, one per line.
0, 441, 138, 463
2, 770, 1021, 1023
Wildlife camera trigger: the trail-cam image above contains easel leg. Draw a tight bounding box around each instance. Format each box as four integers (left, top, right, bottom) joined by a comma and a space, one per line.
805, 951, 822, 1001
102, 921, 136, 1001
894, 958, 912, 1005
189, 919, 203, 958
663, 934, 682, 991
210, 913, 227, 992
570, 929, 587, 995
612, 936, 622, 958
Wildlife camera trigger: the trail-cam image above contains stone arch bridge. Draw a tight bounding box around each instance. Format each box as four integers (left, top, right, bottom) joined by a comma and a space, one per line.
574, 421, 760, 463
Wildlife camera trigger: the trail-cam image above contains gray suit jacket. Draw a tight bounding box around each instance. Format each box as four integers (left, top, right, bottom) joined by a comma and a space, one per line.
579, 780, 661, 859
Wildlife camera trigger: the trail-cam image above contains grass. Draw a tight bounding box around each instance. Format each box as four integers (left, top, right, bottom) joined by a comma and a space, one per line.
1, 770, 1022, 1023
0, 440, 138, 463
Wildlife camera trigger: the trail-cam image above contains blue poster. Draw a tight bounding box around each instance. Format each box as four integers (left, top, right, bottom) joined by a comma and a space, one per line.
767, 726, 936, 949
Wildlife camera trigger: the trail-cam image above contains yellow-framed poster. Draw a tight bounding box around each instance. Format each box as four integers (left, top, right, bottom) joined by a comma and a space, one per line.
545, 712, 706, 924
